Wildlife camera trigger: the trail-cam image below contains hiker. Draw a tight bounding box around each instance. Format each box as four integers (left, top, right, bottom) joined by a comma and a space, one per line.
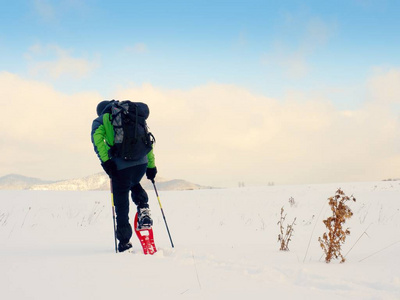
91, 100, 157, 252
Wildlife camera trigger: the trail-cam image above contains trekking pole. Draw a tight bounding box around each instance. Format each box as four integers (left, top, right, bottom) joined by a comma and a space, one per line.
110, 179, 118, 253
152, 179, 174, 248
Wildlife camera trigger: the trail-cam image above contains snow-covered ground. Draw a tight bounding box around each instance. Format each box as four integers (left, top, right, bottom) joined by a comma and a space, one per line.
0, 181, 399, 299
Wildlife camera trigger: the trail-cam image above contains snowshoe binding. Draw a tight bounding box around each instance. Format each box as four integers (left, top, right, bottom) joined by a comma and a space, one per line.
134, 212, 157, 255
137, 207, 153, 230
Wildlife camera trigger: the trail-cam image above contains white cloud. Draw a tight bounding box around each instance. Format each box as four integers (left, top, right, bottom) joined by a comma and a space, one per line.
124, 43, 148, 54
25, 44, 99, 79
0, 72, 101, 180
262, 17, 334, 79
262, 43, 310, 79
32, 0, 55, 22
32, 0, 89, 22
1, 69, 400, 186
368, 67, 400, 104
304, 18, 332, 48
115, 72, 400, 186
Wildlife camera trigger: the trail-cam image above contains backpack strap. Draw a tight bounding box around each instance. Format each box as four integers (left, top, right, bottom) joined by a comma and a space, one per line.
122, 103, 139, 142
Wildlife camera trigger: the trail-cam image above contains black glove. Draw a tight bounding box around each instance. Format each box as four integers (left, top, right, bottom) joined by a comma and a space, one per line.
102, 159, 117, 178
146, 167, 157, 181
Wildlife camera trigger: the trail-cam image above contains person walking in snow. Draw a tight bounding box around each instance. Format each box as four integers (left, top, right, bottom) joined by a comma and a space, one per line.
91, 100, 157, 252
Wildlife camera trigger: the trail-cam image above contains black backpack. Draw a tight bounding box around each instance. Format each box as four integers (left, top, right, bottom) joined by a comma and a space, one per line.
110, 100, 155, 161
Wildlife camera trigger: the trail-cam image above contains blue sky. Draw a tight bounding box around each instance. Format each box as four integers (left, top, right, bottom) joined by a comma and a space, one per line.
2, 0, 399, 103
1, 0, 400, 186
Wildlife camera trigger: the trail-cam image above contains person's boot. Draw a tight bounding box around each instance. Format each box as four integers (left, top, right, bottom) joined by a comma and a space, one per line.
137, 208, 153, 229
118, 241, 132, 252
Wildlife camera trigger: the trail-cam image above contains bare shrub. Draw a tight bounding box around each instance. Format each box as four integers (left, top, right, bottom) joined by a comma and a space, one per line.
278, 207, 296, 251
318, 189, 356, 263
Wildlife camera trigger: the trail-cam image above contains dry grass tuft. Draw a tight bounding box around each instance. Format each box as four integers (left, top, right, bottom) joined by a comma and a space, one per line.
318, 189, 356, 263
278, 207, 296, 251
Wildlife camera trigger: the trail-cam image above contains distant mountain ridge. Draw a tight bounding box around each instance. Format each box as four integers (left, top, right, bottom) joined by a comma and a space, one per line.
0, 173, 213, 191
0, 174, 57, 190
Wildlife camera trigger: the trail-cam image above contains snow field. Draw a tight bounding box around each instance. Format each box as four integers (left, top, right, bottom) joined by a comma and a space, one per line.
0, 181, 399, 299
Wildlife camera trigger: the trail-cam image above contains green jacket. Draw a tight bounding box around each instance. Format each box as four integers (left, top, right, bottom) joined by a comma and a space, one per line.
91, 112, 156, 168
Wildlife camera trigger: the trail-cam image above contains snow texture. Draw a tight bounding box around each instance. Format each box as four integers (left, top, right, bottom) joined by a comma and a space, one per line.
0, 181, 399, 299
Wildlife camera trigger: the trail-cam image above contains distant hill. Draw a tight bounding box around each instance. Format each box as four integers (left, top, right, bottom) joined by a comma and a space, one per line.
141, 178, 212, 191
29, 173, 109, 191
0, 174, 57, 190
0, 173, 213, 191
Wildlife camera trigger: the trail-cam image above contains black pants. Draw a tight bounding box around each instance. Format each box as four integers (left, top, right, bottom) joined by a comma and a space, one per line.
112, 163, 149, 244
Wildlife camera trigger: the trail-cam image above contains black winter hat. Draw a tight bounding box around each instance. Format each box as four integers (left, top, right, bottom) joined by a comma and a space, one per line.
96, 100, 111, 116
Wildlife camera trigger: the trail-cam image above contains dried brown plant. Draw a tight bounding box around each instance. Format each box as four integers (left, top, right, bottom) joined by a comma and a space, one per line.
318, 189, 356, 263
278, 207, 296, 251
